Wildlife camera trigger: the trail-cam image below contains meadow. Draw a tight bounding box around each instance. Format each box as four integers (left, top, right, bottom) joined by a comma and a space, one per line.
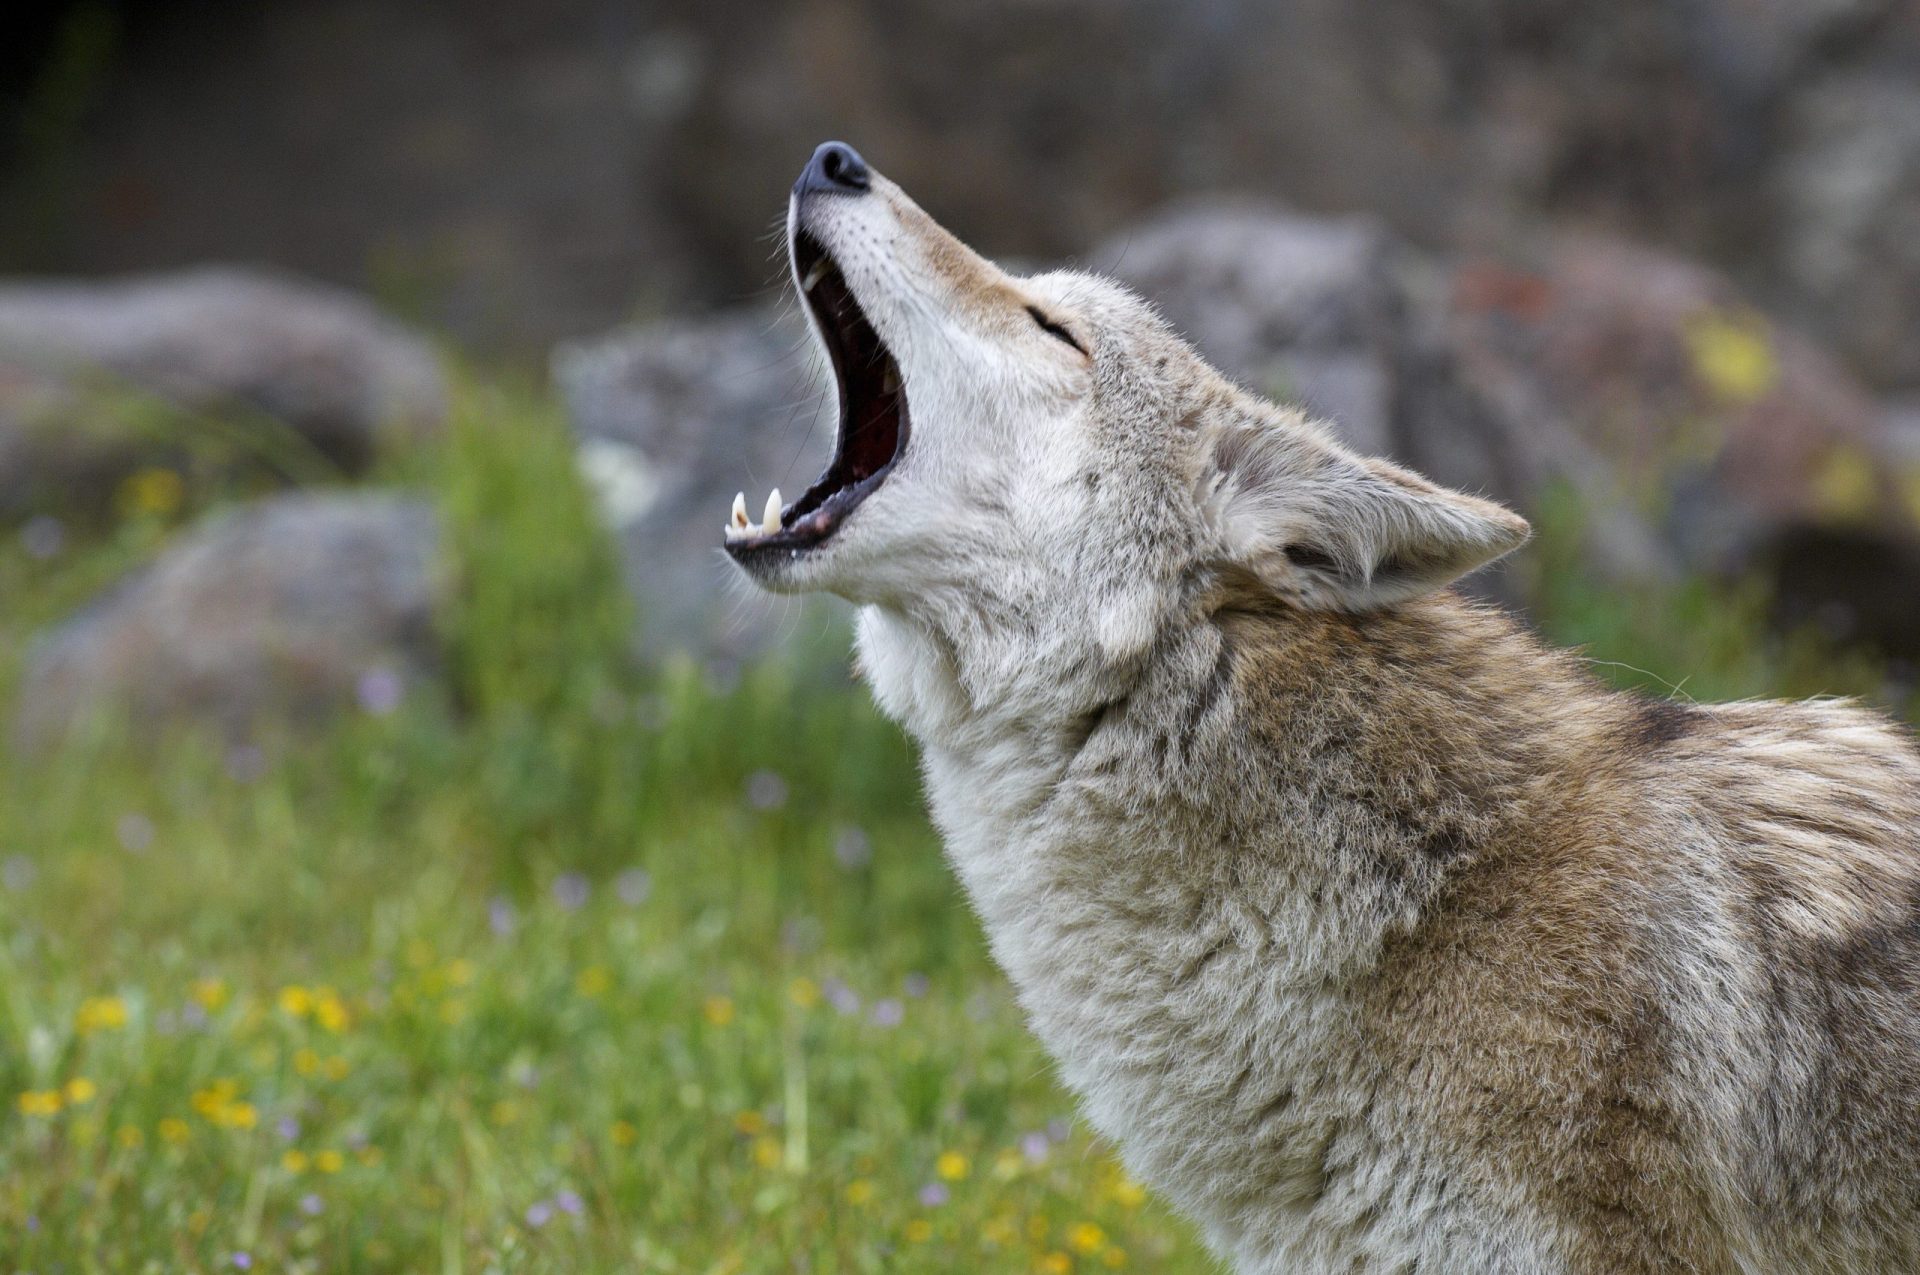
1, 381, 1910, 1273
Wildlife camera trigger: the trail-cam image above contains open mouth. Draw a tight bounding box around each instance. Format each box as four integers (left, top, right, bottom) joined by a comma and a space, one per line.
723, 229, 909, 557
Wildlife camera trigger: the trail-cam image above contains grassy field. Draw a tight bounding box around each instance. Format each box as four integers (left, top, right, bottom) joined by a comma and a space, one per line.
1, 381, 1911, 1272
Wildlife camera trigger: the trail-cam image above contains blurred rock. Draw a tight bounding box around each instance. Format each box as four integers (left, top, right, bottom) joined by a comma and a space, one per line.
11, 0, 1915, 388
1774, 71, 1920, 389
1099, 201, 1920, 650
14, 492, 444, 747
553, 307, 840, 660
1096, 201, 1407, 457
1437, 235, 1910, 570
0, 268, 446, 520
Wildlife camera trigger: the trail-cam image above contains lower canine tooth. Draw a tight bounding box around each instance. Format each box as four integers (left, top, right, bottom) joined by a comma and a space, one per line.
762, 489, 783, 534
803, 259, 829, 291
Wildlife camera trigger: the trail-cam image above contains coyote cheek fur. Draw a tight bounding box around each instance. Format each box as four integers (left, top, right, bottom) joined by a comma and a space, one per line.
727, 143, 1920, 1274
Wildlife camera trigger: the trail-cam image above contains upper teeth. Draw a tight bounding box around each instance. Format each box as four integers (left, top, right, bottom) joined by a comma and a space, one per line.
724, 488, 785, 542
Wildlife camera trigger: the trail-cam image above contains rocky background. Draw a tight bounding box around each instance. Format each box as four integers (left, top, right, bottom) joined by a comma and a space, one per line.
3, 0, 1919, 741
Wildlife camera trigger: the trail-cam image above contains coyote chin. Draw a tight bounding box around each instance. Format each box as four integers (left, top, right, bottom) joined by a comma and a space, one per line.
726, 142, 1920, 1275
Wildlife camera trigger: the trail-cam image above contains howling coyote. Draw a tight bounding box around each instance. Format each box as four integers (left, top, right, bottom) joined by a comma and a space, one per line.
726, 141, 1920, 1275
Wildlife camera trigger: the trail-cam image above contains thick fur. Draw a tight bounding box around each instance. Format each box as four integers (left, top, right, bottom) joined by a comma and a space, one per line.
736, 161, 1920, 1273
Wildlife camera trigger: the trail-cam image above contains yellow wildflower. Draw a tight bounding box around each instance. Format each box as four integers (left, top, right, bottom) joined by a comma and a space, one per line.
576, 965, 612, 997
322, 1055, 351, 1081
118, 467, 185, 518
281, 1150, 310, 1173
1068, 1222, 1107, 1255
936, 1150, 970, 1181
905, 1219, 933, 1243
993, 1148, 1024, 1180
445, 958, 475, 987
190, 978, 230, 1012
316, 1149, 345, 1174
1038, 1254, 1071, 1275
293, 1048, 321, 1077
1103, 1247, 1129, 1268
845, 1179, 875, 1206
1111, 1177, 1148, 1209
116, 1124, 144, 1149
610, 1120, 638, 1148
278, 985, 314, 1018
158, 1117, 191, 1145
702, 995, 735, 1027
74, 996, 129, 1034
16, 1090, 61, 1117
223, 1101, 258, 1130
787, 977, 820, 1008
983, 1214, 1017, 1245
1685, 309, 1777, 405
733, 1110, 766, 1137
313, 989, 350, 1033
63, 1077, 97, 1105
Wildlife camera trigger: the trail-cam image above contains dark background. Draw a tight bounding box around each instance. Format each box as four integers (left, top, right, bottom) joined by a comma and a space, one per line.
7, 0, 1919, 378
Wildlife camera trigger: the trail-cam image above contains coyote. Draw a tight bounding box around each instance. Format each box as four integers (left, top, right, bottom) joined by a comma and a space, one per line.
726, 142, 1920, 1274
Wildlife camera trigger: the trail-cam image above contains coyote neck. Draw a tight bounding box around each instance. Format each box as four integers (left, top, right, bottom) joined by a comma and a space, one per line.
862, 592, 1609, 984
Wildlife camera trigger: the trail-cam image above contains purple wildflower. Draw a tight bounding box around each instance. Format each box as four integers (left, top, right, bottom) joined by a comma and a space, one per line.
823, 978, 861, 1017
116, 813, 154, 854
2, 856, 35, 892
21, 515, 65, 560
555, 1189, 585, 1216
918, 1182, 950, 1207
225, 744, 268, 783
355, 666, 404, 715
615, 868, 651, 906
871, 998, 904, 1028
525, 1200, 554, 1228
488, 895, 518, 937
745, 770, 789, 811
552, 872, 590, 911
832, 826, 872, 870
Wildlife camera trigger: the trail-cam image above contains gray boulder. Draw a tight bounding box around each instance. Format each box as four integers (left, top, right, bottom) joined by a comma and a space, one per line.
554, 307, 841, 662
0, 268, 447, 520
1774, 71, 1920, 390
1095, 200, 1407, 458
1097, 202, 1920, 653
14, 491, 444, 747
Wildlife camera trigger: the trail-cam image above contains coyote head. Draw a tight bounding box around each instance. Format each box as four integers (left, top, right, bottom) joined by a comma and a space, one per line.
726, 143, 1528, 683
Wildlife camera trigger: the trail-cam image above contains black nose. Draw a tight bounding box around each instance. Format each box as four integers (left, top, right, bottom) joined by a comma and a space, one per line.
794, 141, 871, 197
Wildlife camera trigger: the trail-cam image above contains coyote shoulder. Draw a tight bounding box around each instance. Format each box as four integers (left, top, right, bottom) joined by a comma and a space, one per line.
729, 141, 1920, 1274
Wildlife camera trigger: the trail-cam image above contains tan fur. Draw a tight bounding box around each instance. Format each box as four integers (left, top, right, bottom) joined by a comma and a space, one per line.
736, 153, 1920, 1273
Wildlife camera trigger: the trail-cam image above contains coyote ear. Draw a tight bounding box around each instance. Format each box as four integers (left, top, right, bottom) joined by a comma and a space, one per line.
1200, 416, 1529, 610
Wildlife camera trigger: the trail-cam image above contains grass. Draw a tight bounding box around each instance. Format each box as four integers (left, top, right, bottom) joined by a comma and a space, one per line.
0, 378, 1911, 1272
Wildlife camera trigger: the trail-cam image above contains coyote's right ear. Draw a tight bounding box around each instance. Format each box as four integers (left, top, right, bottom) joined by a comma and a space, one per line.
1198, 414, 1529, 611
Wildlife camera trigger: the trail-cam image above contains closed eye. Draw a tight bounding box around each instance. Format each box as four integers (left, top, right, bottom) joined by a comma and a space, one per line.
1026, 305, 1088, 357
